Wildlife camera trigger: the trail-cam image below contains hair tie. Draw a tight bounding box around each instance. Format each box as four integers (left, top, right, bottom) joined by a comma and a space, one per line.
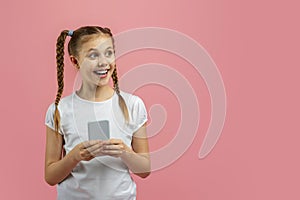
68, 30, 74, 37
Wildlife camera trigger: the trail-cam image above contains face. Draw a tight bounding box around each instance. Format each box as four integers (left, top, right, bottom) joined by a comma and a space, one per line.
74, 34, 116, 88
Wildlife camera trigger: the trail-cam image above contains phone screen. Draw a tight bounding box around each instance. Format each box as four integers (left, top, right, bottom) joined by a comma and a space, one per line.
88, 120, 110, 140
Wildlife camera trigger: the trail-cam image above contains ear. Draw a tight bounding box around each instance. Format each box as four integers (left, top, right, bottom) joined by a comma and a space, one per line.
70, 56, 79, 69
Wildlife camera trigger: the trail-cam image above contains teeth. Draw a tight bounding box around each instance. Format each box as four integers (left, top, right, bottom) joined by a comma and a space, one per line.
94, 70, 108, 75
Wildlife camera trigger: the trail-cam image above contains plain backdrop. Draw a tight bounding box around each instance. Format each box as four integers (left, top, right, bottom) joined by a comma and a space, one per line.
0, 0, 299, 199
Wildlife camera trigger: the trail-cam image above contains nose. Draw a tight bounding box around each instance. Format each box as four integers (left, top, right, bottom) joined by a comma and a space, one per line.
98, 56, 108, 68
98, 62, 108, 68
97, 54, 110, 68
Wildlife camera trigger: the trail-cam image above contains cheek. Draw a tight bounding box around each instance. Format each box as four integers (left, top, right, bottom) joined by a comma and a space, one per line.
109, 63, 116, 71
107, 55, 116, 64
80, 59, 97, 69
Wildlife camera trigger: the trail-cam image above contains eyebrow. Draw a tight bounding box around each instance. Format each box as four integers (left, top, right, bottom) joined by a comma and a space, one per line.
87, 47, 113, 53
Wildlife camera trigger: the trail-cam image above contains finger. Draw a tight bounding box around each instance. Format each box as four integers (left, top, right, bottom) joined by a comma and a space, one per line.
103, 139, 122, 145
111, 139, 122, 144
102, 144, 124, 155
79, 149, 90, 159
83, 154, 94, 161
103, 144, 124, 151
84, 150, 98, 160
102, 149, 123, 156
87, 145, 106, 157
86, 141, 104, 152
82, 140, 102, 149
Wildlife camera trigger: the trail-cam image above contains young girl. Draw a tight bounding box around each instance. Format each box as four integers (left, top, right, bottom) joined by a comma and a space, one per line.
44, 26, 151, 200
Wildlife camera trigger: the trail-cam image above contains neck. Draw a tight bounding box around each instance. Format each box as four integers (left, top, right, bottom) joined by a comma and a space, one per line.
76, 84, 115, 102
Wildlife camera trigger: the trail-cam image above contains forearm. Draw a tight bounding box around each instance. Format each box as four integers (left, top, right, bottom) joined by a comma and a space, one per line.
45, 151, 79, 186
121, 149, 151, 178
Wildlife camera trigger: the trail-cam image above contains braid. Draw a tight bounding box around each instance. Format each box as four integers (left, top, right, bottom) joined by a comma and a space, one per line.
105, 26, 129, 123
112, 68, 120, 94
112, 67, 129, 123
54, 30, 68, 134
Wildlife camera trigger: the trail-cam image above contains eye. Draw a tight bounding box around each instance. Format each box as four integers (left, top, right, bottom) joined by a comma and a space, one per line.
105, 50, 113, 58
88, 52, 99, 59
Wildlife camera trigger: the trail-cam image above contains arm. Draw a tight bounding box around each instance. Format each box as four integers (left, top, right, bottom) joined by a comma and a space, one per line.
124, 123, 151, 178
44, 127, 102, 185
102, 123, 151, 178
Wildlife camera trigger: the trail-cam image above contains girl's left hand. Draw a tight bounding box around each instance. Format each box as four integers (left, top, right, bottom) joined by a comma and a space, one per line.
101, 139, 132, 158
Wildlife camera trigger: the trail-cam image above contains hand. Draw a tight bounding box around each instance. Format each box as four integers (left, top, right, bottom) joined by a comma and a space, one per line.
71, 140, 105, 162
101, 139, 132, 158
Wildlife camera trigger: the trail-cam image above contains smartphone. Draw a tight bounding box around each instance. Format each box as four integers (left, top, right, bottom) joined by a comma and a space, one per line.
88, 120, 110, 141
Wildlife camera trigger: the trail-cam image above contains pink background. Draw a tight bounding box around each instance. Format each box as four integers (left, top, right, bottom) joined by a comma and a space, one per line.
1, 0, 299, 199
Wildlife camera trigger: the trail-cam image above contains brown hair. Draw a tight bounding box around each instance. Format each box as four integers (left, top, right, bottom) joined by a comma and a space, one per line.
54, 26, 129, 134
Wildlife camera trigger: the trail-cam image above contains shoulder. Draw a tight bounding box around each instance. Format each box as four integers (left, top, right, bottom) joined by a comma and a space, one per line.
60, 93, 75, 104
58, 93, 75, 107
119, 91, 147, 118
45, 93, 74, 113
119, 91, 148, 131
119, 90, 145, 108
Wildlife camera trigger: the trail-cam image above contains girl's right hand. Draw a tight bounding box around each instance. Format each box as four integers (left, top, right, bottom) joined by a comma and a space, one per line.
71, 140, 104, 162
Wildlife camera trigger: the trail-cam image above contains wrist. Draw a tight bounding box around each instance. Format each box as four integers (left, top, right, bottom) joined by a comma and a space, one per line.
120, 145, 134, 160
68, 148, 81, 163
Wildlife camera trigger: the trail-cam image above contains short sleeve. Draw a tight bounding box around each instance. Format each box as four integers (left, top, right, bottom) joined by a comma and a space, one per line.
130, 96, 148, 133
45, 103, 63, 135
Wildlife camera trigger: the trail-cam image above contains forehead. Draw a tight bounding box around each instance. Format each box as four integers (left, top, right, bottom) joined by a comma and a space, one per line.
80, 34, 113, 52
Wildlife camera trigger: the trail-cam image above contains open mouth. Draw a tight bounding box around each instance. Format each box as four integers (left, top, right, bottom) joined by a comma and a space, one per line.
94, 69, 109, 76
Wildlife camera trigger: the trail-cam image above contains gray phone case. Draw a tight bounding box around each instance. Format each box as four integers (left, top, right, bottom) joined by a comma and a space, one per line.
88, 120, 110, 140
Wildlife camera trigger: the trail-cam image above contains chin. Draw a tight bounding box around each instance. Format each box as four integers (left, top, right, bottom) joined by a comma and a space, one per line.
97, 78, 111, 86
96, 80, 109, 86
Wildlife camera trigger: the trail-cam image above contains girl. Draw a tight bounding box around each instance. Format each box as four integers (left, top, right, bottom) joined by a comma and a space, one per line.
44, 26, 151, 200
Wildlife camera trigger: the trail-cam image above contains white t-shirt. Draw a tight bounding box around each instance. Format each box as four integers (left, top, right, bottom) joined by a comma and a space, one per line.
45, 91, 147, 200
